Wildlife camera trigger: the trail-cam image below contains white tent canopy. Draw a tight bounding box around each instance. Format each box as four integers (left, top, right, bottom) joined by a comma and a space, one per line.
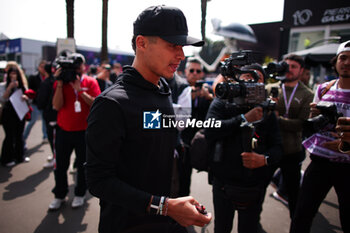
285, 43, 339, 56
284, 43, 339, 66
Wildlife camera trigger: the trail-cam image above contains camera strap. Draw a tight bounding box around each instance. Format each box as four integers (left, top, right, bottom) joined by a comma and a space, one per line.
282, 83, 298, 118
319, 79, 337, 99
73, 76, 84, 113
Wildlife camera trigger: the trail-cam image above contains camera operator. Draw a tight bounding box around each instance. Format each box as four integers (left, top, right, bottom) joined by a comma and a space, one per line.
48, 53, 101, 210
265, 54, 314, 219
290, 40, 350, 233
205, 63, 282, 233
184, 57, 213, 106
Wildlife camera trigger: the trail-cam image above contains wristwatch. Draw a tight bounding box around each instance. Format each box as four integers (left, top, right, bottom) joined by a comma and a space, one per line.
264, 155, 270, 166
240, 114, 249, 126
149, 195, 161, 215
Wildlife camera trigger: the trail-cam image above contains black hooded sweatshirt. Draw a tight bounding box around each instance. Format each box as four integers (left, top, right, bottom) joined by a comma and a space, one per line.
86, 66, 177, 233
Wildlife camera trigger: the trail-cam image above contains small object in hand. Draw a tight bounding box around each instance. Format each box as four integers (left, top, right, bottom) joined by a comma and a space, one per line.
195, 204, 207, 215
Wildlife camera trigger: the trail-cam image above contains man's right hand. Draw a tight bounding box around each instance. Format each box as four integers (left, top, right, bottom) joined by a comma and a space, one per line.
244, 106, 263, 123
167, 196, 212, 227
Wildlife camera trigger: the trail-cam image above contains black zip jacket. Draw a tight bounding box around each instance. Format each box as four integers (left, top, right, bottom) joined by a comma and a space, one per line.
36, 75, 57, 123
205, 98, 282, 187
27, 73, 43, 105
85, 66, 177, 233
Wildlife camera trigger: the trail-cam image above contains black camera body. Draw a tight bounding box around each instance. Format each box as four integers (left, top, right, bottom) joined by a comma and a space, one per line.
216, 82, 266, 106
54, 53, 85, 83
55, 56, 78, 83
220, 50, 259, 77
264, 61, 289, 79
195, 80, 206, 88
304, 102, 343, 137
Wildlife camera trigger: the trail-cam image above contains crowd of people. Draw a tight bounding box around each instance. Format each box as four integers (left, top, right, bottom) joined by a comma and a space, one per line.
0, 5, 349, 233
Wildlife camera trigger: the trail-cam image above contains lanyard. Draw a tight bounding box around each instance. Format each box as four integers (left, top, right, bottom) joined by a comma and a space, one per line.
282, 82, 298, 117
74, 76, 84, 101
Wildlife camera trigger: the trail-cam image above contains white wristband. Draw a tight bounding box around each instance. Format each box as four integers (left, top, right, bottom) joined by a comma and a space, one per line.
159, 196, 165, 215
265, 156, 269, 166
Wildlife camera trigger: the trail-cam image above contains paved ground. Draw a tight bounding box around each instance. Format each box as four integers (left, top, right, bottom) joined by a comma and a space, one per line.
0, 119, 343, 233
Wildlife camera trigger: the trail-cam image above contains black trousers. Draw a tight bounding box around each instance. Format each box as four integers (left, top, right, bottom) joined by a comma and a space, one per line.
290, 158, 350, 233
44, 120, 56, 155
52, 127, 87, 198
279, 151, 304, 218
212, 181, 264, 233
121, 217, 188, 233
1, 109, 25, 165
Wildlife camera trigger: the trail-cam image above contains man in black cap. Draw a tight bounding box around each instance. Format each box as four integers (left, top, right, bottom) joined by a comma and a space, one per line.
85, 5, 211, 233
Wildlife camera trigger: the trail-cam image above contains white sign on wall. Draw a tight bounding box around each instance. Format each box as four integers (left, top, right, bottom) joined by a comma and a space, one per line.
56, 38, 76, 56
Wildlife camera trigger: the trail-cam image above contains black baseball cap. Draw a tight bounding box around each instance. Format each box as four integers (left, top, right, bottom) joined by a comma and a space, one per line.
133, 5, 204, 47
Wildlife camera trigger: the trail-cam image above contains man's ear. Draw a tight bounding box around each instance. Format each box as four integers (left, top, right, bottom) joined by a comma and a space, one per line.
135, 35, 146, 50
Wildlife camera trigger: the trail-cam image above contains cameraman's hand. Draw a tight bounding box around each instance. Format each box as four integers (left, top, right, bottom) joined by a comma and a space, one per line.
309, 102, 320, 118
336, 117, 350, 144
245, 107, 263, 123
199, 83, 213, 100
241, 152, 266, 169
53, 68, 62, 78
322, 139, 341, 152
271, 97, 279, 103
167, 196, 212, 227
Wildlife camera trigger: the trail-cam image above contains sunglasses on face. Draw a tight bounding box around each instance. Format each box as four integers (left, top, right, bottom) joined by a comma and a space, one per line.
189, 69, 202, 74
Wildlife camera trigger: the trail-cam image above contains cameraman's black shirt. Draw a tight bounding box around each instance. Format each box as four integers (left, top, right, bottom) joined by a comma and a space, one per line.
205, 98, 282, 187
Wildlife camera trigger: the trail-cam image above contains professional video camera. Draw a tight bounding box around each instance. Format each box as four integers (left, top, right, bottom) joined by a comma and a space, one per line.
54, 52, 85, 83
216, 50, 274, 108
216, 50, 264, 105
303, 102, 343, 137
